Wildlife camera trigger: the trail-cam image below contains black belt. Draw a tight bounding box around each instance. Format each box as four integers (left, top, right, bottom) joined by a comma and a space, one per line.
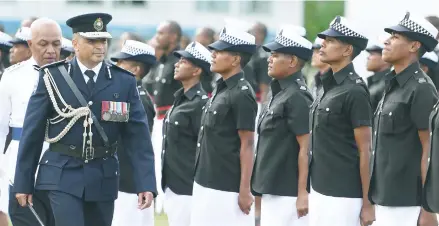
50, 142, 118, 161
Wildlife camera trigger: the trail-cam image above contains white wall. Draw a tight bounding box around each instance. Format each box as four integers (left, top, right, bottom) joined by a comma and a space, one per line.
345, 0, 439, 79
0, 1, 303, 31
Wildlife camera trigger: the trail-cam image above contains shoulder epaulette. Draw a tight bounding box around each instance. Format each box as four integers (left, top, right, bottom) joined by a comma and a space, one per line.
4, 62, 24, 73
108, 62, 135, 77
40, 59, 67, 70
295, 78, 308, 91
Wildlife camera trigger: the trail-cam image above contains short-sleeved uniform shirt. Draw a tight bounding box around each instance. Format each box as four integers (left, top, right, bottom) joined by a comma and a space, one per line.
246, 47, 270, 101
424, 101, 439, 212
143, 50, 181, 118
194, 72, 257, 192
370, 62, 438, 206
161, 83, 208, 195
367, 68, 391, 113
251, 71, 313, 197
310, 63, 372, 198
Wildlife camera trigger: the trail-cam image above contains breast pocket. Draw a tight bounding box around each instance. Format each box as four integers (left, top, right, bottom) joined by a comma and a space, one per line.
260, 105, 284, 131
205, 103, 229, 128
315, 102, 343, 127
379, 102, 407, 134
165, 114, 190, 142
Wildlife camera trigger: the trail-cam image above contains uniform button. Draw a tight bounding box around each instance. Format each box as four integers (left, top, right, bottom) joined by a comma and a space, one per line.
197, 143, 200, 147
155, 77, 160, 82
430, 132, 433, 136
310, 151, 313, 155
161, 78, 166, 83
374, 131, 377, 135
415, 71, 418, 74
201, 126, 204, 130
389, 112, 392, 116
202, 106, 205, 110
69, 145, 76, 150
163, 135, 166, 139
310, 130, 312, 134
106, 151, 108, 153
270, 111, 274, 114
205, 109, 207, 113
197, 90, 201, 94
162, 149, 165, 154
84, 160, 89, 163
326, 108, 329, 112
115, 171, 118, 176
153, 90, 158, 95
175, 121, 179, 125
45, 160, 48, 164
240, 78, 244, 81
349, 72, 353, 75
88, 101, 93, 106
213, 111, 217, 115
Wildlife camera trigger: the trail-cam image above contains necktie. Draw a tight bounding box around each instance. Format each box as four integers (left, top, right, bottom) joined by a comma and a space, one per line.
85, 70, 96, 92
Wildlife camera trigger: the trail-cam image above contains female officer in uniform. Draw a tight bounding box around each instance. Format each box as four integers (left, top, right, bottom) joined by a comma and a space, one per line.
161, 41, 211, 226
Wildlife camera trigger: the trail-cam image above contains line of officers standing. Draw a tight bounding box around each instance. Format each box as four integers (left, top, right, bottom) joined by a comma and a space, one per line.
2, 11, 439, 226
142, 12, 439, 226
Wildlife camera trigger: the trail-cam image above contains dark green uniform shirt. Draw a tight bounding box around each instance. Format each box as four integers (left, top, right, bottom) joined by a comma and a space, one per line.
252, 71, 313, 197
195, 72, 257, 192
310, 63, 372, 198
370, 62, 438, 206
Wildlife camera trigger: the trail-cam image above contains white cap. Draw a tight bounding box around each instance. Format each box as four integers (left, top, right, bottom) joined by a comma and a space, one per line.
422, 51, 439, 63
13, 27, 32, 42
0, 31, 13, 48
275, 28, 312, 50
61, 37, 73, 52
278, 24, 306, 37
121, 40, 155, 56
400, 13, 438, 39
183, 41, 212, 63
329, 16, 367, 39
313, 37, 324, 47
219, 25, 256, 45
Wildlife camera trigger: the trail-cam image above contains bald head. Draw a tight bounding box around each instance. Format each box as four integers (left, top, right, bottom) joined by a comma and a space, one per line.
195, 27, 215, 47
29, 18, 62, 66
250, 22, 267, 45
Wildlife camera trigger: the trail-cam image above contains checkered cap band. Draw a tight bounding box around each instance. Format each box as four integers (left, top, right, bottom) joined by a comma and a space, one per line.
121, 40, 155, 57
400, 19, 435, 38
330, 22, 366, 39
220, 32, 252, 45
185, 42, 211, 63
275, 35, 306, 48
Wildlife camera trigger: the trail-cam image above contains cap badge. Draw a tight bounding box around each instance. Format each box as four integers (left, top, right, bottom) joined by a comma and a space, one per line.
94, 18, 104, 32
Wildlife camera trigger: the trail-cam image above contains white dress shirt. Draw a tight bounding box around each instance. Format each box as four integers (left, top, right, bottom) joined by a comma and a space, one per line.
76, 59, 102, 83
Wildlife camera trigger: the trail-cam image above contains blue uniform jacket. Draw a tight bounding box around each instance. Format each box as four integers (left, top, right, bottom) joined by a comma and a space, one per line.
13, 58, 157, 201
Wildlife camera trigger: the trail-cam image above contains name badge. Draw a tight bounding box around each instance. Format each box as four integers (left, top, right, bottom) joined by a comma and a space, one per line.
101, 101, 130, 122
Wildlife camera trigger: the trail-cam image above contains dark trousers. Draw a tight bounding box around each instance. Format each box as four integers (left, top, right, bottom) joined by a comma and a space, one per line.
9, 187, 55, 226
47, 190, 114, 226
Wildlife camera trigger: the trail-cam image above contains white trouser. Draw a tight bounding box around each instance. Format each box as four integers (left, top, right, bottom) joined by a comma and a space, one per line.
0, 140, 48, 213
190, 182, 255, 226
309, 186, 362, 226
164, 188, 192, 226
151, 118, 164, 213
372, 205, 421, 226
112, 191, 154, 226
261, 194, 308, 226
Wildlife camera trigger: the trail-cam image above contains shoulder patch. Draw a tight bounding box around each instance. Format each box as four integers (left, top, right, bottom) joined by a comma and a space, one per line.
241, 85, 249, 90
356, 78, 363, 84
109, 62, 135, 77
139, 90, 146, 95
418, 77, 426, 83
202, 95, 208, 99
295, 78, 308, 91
4, 62, 24, 73
40, 59, 67, 70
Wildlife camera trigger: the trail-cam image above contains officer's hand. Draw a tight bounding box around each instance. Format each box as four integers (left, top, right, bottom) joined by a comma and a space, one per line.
137, 191, 153, 210
418, 208, 438, 226
360, 202, 375, 226
296, 192, 309, 218
238, 191, 253, 215
15, 193, 32, 207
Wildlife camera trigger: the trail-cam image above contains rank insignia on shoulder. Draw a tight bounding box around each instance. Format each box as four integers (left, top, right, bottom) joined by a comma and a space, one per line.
300, 86, 307, 90
101, 101, 130, 122
202, 95, 208, 99
418, 78, 426, 83
356, 78, 363, 84
241, 85, 249, 90
139, 90, 146, 95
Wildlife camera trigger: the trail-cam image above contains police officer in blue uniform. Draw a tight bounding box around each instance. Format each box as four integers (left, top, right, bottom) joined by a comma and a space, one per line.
12, 13, 157, 226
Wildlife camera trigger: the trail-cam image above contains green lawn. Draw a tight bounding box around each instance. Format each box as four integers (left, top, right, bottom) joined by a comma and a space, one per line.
155, 213, 169, 226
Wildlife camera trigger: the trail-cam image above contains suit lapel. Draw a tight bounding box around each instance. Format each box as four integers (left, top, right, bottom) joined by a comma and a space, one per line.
93, 63, 112, 97
71, 58, 90, 99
